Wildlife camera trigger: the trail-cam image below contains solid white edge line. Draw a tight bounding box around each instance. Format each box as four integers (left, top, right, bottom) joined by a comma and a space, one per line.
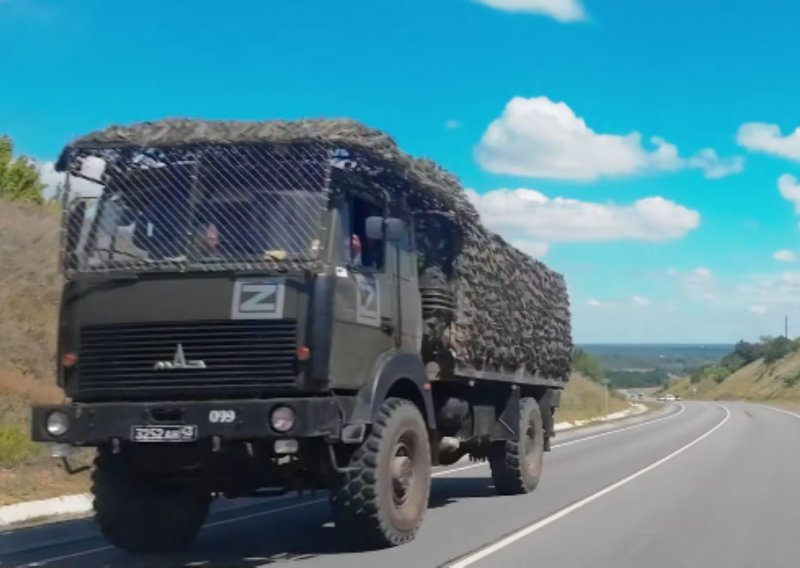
762, 405, 800, 420
27, 403, 687, 566
445, 405, 732, 568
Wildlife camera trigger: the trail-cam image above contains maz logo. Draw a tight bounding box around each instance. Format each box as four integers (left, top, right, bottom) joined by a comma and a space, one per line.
153, 344, 207, 371
231, 278, 286, 320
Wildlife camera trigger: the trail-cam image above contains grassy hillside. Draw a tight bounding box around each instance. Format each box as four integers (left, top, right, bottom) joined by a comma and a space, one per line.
668, 351, 800, 408
0, 200, 93, 505
558, 372, 628, 423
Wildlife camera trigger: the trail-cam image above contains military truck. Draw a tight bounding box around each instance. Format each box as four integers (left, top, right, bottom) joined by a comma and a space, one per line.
31, 119, 572, 552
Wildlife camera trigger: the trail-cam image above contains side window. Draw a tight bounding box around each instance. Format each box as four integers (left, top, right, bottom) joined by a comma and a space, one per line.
349, 196, 384, 270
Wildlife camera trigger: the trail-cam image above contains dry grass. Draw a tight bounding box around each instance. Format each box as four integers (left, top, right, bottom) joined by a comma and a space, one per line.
0, 200, 90, 505
0, 199, 61, 384
557, 372, 628, 424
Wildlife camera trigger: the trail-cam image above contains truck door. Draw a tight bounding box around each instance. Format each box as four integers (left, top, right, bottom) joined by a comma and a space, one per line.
328, 195, 396, 389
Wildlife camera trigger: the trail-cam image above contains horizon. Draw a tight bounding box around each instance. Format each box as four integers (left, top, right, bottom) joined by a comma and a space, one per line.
3, 0, 800, 343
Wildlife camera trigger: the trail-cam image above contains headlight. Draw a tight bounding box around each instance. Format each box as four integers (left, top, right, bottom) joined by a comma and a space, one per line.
46, 411, 70, 437
270, 406, 295, 433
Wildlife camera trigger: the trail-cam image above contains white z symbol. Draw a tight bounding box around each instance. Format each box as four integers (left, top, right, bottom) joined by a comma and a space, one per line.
232, 279, 285, 319
239, 284, 276, 312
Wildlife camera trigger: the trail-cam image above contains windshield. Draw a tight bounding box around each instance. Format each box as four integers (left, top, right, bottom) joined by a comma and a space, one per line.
67, 145, 329, 272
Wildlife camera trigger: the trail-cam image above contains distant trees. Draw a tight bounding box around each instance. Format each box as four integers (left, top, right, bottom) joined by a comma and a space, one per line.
0, 135, 44, 204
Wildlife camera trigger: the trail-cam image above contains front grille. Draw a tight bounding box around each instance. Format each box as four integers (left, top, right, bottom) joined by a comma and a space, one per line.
77, 320, 298, 397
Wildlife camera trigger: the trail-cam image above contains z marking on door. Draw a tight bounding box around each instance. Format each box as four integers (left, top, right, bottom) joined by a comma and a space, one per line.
354, 273, 380, 326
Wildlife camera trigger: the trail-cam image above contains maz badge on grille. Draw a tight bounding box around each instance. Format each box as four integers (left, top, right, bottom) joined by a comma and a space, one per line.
153, 344, 207, 371
231, 278, 286, 320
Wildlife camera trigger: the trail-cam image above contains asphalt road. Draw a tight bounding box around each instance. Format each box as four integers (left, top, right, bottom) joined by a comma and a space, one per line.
2, 401, 799, 567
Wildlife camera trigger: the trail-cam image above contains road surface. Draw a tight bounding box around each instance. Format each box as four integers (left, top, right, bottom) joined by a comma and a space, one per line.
2, 402, 799, 567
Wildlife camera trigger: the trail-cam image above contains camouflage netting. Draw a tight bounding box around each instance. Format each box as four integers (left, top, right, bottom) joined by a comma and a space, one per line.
57, 118, 572, 382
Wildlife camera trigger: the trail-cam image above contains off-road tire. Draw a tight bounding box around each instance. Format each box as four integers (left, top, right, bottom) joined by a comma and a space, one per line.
92, 451, 211, 553
489, 396, 545, 495
332, 398, 431, 548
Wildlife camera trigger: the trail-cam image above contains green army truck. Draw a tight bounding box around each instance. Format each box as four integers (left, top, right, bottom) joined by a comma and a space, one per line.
31, 119, 572, 552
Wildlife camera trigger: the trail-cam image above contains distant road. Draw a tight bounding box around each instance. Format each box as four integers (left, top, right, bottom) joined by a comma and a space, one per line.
3, 402, 800, 567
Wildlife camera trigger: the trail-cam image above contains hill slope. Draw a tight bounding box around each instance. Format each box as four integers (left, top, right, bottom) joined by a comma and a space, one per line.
669, 351, 800, 407
558, 372, 628, 423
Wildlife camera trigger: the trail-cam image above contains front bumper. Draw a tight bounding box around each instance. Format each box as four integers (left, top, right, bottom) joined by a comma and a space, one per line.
31, 397, 344, 445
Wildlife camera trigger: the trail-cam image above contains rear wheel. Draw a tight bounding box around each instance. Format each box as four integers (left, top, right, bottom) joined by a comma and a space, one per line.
332, 398, 431, 547
489, 396, 545, 495
92, 451, 211, 553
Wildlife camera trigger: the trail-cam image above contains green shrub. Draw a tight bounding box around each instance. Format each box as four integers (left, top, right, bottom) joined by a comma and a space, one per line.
0, 426, 40, 467
571, 349, 604, 383
783, 374, 800, 388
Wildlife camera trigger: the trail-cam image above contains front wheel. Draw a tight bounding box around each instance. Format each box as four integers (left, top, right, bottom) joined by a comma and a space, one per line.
489, 396, 545, 495
92, 451, 211, 553
332, 398, 431, 547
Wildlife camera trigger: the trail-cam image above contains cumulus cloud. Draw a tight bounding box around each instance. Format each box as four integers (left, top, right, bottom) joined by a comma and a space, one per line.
587, 299, 612, 308
631, 296, 651, 307
773, 250, 798, 263
476, 96, 744, 180
466, 188, 700, 243
737, 122, 800, 162
474, 0, 586, 22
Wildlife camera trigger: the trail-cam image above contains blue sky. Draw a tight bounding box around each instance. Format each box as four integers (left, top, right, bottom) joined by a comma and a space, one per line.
3, 0, 800, 343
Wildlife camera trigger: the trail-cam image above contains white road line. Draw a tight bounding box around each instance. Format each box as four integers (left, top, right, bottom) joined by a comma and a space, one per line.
552, 403, 685, 449
445, 405, 732, 568
762, 405, 800, 420
25, 404, 688, 566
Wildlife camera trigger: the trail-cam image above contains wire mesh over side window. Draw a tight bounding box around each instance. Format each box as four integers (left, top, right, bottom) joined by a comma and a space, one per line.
62, 143, 331, 274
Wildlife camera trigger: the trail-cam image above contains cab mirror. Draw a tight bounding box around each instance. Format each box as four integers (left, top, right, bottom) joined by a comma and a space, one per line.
365, 216, 385, 240
384, 218, 406, 242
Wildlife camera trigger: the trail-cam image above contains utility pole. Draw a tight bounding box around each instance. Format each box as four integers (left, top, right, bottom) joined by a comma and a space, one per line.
602, 378, 611, 421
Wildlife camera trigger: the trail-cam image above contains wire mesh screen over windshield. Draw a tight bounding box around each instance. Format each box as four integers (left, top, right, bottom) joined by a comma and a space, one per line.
64, 143, 331, 273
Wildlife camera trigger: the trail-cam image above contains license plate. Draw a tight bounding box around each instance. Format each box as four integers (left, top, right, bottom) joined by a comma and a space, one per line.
131, 425, 198, 443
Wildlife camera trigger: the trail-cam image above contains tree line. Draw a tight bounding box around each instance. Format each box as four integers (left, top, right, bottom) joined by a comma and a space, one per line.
0, 135, 44, 204
691, 336, 800, 384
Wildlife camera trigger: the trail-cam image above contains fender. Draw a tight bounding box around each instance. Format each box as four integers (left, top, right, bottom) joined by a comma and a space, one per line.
348, 351, 436, 431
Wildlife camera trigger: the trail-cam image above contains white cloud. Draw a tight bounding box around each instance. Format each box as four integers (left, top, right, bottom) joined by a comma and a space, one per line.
466, 188, 700, 243
510, 239, 550, 258
773, 249, 798, 263
686, 148, 745, 179
680, 267, 717, 301
445, 119, 462, 130
587, 298, 612, 308
737, 122, 800, 162
778, 174, 800, 214
36, 157, 105, 201
476, 96, 744, 180
631, 295, 651, 307
749, 305, 768, 315
475, 0, 586, 22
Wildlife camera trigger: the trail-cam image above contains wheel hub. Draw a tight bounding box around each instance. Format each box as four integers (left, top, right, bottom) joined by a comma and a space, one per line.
391, 439, 416, 507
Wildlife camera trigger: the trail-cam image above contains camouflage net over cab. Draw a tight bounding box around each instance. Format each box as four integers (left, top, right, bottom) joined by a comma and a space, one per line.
59, 118, 572, 382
